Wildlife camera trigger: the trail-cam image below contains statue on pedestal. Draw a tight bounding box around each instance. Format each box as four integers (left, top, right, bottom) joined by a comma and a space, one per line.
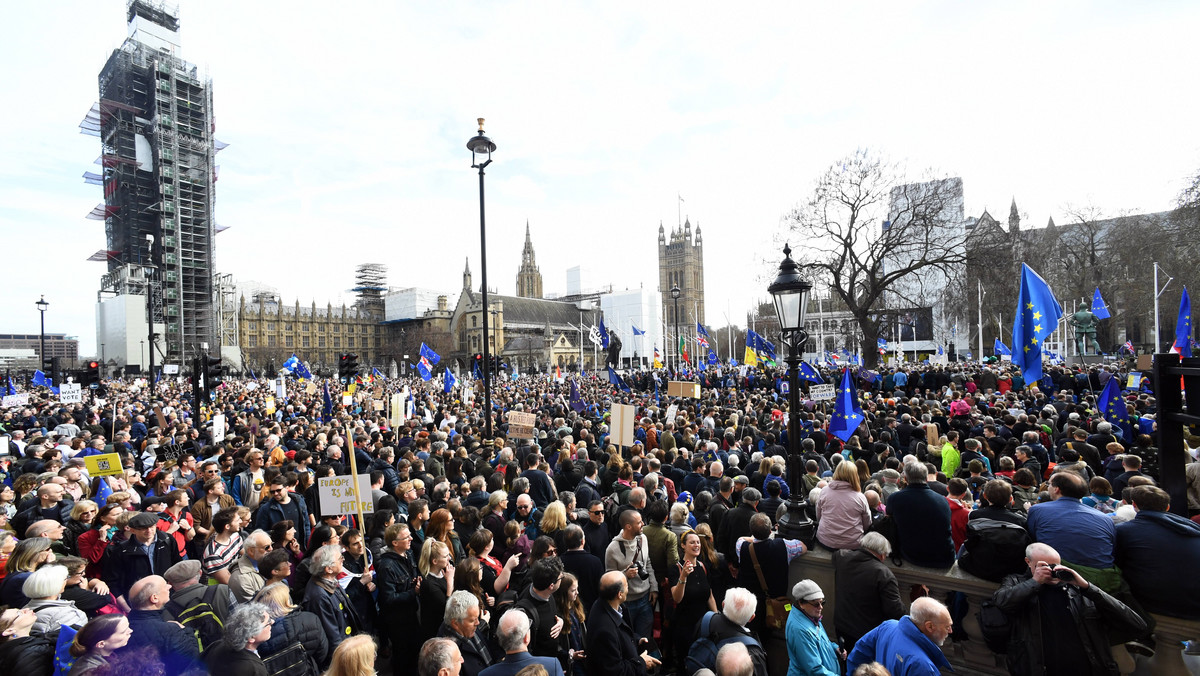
1069, 305, 1103, 356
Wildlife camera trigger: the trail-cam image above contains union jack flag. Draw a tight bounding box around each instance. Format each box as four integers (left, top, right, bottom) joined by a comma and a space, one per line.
1123, 341, 1135, 354
696, 323, 710, 350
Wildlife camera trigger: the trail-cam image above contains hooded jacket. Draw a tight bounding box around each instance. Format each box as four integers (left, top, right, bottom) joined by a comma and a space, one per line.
846, 615, 953, 676
1116, 509, 1200, 619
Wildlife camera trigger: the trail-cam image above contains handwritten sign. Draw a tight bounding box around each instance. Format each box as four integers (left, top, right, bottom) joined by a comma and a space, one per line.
59, 383, 82, 404
609, 403, 637, 447
389, 393, 403, 426
507, 411, 537, 440
664, 404, 678, 423
265, 397, 276, 415
83, 452, 124, 477
809, 384, 835, 401
318, 474, 374, 516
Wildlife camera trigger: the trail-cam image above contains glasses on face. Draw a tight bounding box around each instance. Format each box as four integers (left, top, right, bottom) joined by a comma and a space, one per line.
547, 548, 557, 555
590, 510, 604, 515
804, 599, 825, 607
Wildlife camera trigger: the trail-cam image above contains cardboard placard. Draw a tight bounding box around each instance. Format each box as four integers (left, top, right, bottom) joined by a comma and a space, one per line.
664, 404, 678, 423
372, 399, 385, 411
926, 425, 940, 448
610, 403, 637, 447
666, 381, 700, 398
389, 393, 403, 427
158, 444, 187, 462
154, 405, 168, 430
318, 474, 374, 516
265, 397, 276, 416
809, 384, 835, 401
83, 452, 124, 477
342, 394, 353, 406
305, 383, 318, 395
1137, 354, 1153, 371
507, 411, 537, 440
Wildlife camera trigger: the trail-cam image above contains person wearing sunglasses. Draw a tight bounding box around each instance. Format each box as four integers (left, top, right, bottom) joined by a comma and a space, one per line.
785, 579, 841, 676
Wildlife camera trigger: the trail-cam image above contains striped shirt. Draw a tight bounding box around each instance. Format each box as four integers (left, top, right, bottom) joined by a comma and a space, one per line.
202, 532, 244, 576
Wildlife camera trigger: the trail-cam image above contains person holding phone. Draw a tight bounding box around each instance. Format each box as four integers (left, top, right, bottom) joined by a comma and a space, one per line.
991, 542, 1146, 675
75, 505, 125, 578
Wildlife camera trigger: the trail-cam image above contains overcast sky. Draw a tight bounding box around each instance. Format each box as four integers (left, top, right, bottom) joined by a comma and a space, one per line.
2, 1, 1197, 359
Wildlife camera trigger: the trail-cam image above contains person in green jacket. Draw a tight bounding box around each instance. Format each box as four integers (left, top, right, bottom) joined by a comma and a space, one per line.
940, 430, 961, 478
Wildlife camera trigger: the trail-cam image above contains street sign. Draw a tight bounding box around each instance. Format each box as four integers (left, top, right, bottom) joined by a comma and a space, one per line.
318, 474, 374, 516
809, 384, 835, 401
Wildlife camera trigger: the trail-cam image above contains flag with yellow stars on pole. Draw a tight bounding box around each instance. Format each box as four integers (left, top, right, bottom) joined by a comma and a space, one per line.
1172, 286, 1191, 357
1011, 264, 1063, 385
829, 367, 865, 442
1097, 372, 1131, 442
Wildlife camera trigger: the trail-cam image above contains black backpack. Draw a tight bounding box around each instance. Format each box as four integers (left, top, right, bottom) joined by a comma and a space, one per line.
165, 585, 223, 652
976, 599, 1013, 653
262, 641, 317, 676
957, 519, 1031, 582
684, 612, 769, 676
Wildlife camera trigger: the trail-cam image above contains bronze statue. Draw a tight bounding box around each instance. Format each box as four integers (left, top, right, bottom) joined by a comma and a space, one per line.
606, 331, 622, 368
1069, 303, 1102, 356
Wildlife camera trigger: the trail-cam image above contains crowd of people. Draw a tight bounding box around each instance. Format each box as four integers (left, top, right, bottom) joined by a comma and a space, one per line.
0, 357, 1196, 676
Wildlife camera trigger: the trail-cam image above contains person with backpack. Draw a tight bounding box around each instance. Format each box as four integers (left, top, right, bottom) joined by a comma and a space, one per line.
684, 587, 769, 676
120, 575, 202, 673
162, 560, 235, 653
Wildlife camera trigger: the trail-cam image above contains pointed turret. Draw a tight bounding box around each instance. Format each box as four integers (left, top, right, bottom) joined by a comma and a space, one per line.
1008, 198, 1021, 233
658, 221, 666, 245
463, 257, 473, 292
1046, 215, 1056, 229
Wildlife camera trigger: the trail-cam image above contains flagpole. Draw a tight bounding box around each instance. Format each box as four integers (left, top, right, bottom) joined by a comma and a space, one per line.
977, 280, 985, 363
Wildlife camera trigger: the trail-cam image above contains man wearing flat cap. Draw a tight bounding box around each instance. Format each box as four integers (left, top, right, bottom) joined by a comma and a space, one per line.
103, 510, 182, 606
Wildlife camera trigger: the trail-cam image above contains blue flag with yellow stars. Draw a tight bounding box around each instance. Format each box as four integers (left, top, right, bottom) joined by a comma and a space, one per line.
53, 624, 78, 676
443, 367, 456, 394
570, 378, 586, 413
1011, 264, 1063, 386
1091, 287, 1111, 320
1098, 373, 1131, 442
829, 368, 865, 442
798, 361, 824, 383
1174, 286, 1192, 357
993, 338, 1011, 356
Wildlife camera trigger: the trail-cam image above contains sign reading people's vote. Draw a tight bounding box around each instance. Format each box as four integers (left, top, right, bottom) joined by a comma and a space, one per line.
318, 475, 374, 516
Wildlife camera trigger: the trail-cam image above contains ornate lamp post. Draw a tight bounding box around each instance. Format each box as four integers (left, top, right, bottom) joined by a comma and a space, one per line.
768, 244, 816, 543
36, 295, 49, 376
671, 285, 681, 371
468, 118, 497, 439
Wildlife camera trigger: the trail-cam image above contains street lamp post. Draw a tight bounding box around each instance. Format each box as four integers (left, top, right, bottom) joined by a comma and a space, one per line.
671, 285, 681, 371
768, 244, 816, 544
35, 296, 48, 374
468, 118, 497, 439
140, 340, 145, 371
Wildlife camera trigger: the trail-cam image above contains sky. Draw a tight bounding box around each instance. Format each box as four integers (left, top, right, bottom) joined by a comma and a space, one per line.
2, 1, 1198, 359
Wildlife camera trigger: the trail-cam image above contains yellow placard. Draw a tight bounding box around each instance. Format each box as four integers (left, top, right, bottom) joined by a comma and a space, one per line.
84, 452, 125, 477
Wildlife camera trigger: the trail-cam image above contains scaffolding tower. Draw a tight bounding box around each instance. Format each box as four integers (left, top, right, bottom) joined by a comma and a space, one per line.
353, 264, 387, 319
86, 0, 217, 366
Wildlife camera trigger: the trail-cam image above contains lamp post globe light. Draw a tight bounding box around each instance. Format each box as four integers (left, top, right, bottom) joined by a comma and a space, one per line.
671, 285, 681, 371
768, 244, 816, 544
35, 295, 49, 372
468, 118, 497, 440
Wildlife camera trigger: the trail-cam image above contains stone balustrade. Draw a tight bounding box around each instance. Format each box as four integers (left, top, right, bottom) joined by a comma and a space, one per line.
785, 547, 1200, 675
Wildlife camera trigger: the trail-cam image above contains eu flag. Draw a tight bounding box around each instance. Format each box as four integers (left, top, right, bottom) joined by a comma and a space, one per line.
707, 349, 718, 366
1091, 287, 1111, 320
53, 623, 78, 676
1012, 263, 1063, 385
607, 366, 631, 392
323, 382, 333, 417
797, 361, 824, 383
993, 338, 1011, 356
829, 368, 865, 442
93, 477, 113, 504
444, 368, 456, 394
3, 377, 14, 396
599, 318, 610, 349
632, 325, 646, 336
417, 358, 433, 381
420, 343, 441, 366
570, 378, 586, 413
1098, 373, 1131, 441
32, 370, 53, 388
1174, 286, 1192, 357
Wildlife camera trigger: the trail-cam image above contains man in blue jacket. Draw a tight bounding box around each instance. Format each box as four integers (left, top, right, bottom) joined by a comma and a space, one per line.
846, 597, 953, 676
1116, 485, 1200, 619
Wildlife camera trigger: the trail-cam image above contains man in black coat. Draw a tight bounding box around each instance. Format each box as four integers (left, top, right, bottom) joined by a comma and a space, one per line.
831, 533, 905, 650
103, 511, 182, 603
886, 464, 955, 568
715, 488, 760, 563
585, 571, 661, 676
376, 522, 421, 676
560, 524, 605, 611
439, 591, 494, 676
121, 575, 202, 673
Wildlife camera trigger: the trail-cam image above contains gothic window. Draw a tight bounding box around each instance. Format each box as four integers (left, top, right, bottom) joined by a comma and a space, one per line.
472, 316, 478, 328
268, 336, 276, 347
334, 338, 341, 348
285, 337, 293, 347
248, 322, 256, 330
248, 336, 257, 347
303, 337, 310, 348
319, 337, 326, 347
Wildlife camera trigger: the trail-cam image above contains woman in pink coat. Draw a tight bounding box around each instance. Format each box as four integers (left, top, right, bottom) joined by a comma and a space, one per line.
815, 461, 872, 550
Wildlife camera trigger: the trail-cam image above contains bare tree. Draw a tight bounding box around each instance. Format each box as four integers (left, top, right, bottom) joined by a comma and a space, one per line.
781, 150, 970, 368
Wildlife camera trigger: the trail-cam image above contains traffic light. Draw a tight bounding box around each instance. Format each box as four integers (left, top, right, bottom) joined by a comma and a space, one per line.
338, 353, 359, 383
85, 360, 101, 388
203, 353, 224, 399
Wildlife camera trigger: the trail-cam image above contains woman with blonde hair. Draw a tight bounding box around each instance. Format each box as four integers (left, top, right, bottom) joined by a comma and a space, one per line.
64, 500, 98, 554
539, 500, 569, 552
815, 460, 872, 551
0, 606, 53, 674
322, 634, 376, 676
418, 538, 454, 642
253, 582, 330, 671
0, 538, 54, 608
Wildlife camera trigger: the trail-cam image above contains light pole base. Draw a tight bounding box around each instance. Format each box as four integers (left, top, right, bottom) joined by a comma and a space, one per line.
776, 497, 816, 546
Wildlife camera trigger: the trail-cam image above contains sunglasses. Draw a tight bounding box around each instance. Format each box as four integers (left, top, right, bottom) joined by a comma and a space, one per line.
590, 510, 604, 515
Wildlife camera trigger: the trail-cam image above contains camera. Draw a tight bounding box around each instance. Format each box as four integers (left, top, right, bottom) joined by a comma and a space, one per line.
634, 561, 650, 581
1052, 566, 1074, 581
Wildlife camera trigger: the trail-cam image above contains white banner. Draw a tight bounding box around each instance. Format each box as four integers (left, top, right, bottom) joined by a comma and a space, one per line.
2, 393, 30, 409
809, 384, 835, 401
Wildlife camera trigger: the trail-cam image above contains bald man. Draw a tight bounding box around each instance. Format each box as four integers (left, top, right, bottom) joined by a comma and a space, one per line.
846, 596, 953, 675
123, 575, 201, 672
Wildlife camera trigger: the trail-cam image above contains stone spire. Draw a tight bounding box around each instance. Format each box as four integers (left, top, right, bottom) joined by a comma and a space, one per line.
515, 221, 543, 299
463, 257, 472, 292
1008, 198, 1021, 233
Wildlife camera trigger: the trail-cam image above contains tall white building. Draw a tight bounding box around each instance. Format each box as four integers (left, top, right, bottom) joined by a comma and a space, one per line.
599, 287, 662, 368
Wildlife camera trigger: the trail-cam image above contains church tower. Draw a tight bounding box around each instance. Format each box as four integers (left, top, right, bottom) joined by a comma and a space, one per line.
658, 217, 706, 351
463, 258, 473, 292
515, 221, 543, 299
